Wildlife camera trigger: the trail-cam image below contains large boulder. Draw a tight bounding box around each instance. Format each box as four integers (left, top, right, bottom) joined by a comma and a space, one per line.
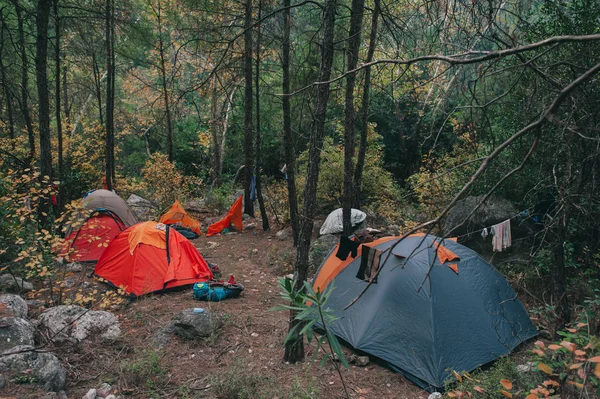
319, 208, 367, 235
308, 234, 339, 274
36, 305, 120, 344
443, 195, 518, 237
126, 194, 157, 221
0, 274, 33, 294
0, 345, 66, 391
0, 317, 35, 352
0, 294, 28, 318
171, 309, 223, 340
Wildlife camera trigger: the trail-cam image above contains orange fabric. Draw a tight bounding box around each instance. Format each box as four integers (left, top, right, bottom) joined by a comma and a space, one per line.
94, 223, 212, 297
432, 241, 460, 263
127, 222, 168, 254
60, 213, 125, 262
447, 237, 457, 242
206, 196, 243, 237
159, 200, 202, 236
313, 236, 398, 293
448, 263, 459, 274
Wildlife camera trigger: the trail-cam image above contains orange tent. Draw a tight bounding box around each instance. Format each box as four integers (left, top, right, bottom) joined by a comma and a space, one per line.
206, 196, 243, 237
61, 212, 127, 262
94, 222, 212, 297
159, 200, 202, 236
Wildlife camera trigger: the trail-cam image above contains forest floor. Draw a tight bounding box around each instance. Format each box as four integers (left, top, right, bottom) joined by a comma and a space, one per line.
11, 220, 429, 399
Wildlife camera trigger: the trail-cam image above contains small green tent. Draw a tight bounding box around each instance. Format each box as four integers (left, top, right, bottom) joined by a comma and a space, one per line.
313, 234, 537, 390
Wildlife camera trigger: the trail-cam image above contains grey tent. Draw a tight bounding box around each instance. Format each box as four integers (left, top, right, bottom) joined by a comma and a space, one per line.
312, 234, 537, 390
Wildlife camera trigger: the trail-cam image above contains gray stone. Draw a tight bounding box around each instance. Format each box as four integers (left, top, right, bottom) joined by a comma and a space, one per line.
308, 234, 339, 274
443, 195, 518, 237
427, 393, 442, 399
275, 228, 293, 241
244, 223, 256, 230
0, 294, 28, 318
37, 305, 120, 344
97, 382, 112, 397
126, 194, 158, 221
172, 309, 223, 340
0, 373, 5, 389
65, 262, 83, 272
354, 356, 369, 367
0, 274, 33, 293
0, 317, 35, 352
0, 345, 66, 391
105, 395, 117, 399
82, 388, 97, 399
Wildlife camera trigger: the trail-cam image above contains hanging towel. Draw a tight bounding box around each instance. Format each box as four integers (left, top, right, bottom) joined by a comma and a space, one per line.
481, 228, 489, 238
356, 245, 382, 283
491, 219, 511, 252
335, 236, 359, 260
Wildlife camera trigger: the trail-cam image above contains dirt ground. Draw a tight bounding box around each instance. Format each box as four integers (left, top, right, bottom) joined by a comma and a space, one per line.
5, 222, 429, 398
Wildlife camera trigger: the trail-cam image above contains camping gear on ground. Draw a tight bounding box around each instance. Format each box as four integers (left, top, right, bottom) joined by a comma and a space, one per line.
312, 233, 537, 390
61, 190, 138, 262
209, 263, 222, 281
159, 200, 202, 239
94, 222, 212, 297
193, 277, 244, 302
319, 208, 367, 235
206, 196, 243, 237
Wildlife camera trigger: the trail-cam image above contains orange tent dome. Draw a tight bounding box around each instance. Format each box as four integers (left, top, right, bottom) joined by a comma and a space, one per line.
94, 222, 212, 297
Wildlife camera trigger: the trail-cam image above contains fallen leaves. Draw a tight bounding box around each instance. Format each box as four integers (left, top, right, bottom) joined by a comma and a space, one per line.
538, 362, 554, 375
500, 379, 513, 390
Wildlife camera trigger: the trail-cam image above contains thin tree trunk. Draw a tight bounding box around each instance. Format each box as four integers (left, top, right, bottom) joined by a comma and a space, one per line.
0, 11, 16, 148
342, 0, 365, 235
285, 0, 338, 363
62, 59, 69, 122
353, 0, 379, 208
54, 0, 64, 213
255, 0, 269, 231
13, 0, 36, 164
219, 88, 235, 178
282, 0, 299, 246
243, 0, 254, 217
36, 0, 53, 228
104, 0, 114, 190
210, 75, 221, 184
92, 50, 104, 126
156, 0, 174, 162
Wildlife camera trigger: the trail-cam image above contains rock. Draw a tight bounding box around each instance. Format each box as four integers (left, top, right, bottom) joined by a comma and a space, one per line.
443, 195, 518, 237
516, 364, 531, 373
245, 223, 256, 230
0, 317, 35, 352
105, 395, 117, 399
354, 356, 369, 367
43, 392, 68, 399
0, 274, 33, 293
275, 227, 293, 241
0, 373, 5, 389
126, 194, 157, 221
152, 325, 173, 347
97, 382, 112, 397
65, 262, 83, 272
171, 309, 223, 340
0, 294, 28, 318
0, 345, 66, 391
427, 393, 442, 399
36, 305, 121, 344
82, 388, 97, 399
308, 234, 339, 274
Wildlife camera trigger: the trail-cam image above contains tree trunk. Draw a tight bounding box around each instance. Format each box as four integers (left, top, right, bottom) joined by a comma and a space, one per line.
342, 0, 365, 235
210, 75, 221, 184
284, 0, 338, 363
54, 0, 64, 213
36, 0, 53, 228
62, 60, 69, 122
157, 0, 174, 162
0, 11, 16, 148
13, 0, 36, 164
255, 0, 269, 231
282, 0, 299, 246
104, 0, 115, 190
551, 210, 571, 333
92, 50, 104, 126
353, 0, 379, 208
243, 0, 254, 217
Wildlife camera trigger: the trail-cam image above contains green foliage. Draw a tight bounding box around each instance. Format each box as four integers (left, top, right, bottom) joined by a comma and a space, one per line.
211, 361, 265, 399
120, 350, 166, 394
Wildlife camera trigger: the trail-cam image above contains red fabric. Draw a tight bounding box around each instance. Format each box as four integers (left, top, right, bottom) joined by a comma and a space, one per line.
94, 225, 213, 297
206, 196, 243, 237
61, 214, 125, 262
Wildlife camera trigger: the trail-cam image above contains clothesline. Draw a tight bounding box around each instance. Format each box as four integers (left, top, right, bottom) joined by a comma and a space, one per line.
443, 207, 533, 242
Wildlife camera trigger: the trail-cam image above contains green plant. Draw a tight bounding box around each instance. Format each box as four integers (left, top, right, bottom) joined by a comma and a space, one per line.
272, 277, 350, 399
211, 361, 265, 399
121, 350, 167, 393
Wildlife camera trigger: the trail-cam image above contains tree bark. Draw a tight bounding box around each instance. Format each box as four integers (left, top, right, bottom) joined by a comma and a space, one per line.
285, 0, 338, 363
0, 10, 16, 148
282, 0, 299, 246
62, 59, 69, 122
243, 0, 254, 216
12, 0, 36, 164
210, 75, 221, 184
342, 0, 365, 235
104, 0, 115, 190
255, 0, 269, 231
54, 0, 64, 213
156, 0, 174, 162
92, 50, 104, 126
353, 0, 379, 208
36, 0, 53, 228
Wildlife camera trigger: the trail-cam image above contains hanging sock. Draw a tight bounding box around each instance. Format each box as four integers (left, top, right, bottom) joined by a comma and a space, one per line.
481, 228, 489, 238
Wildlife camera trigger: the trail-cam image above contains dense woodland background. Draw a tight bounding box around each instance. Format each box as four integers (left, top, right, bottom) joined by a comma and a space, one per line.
1, 0, 600, 395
